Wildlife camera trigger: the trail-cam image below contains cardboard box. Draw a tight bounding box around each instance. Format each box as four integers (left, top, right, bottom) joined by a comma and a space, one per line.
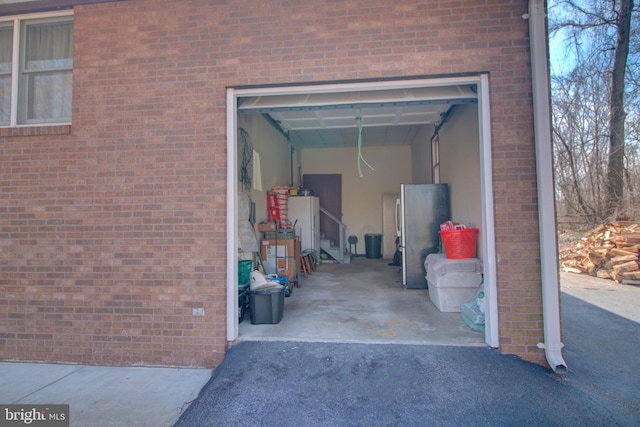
260, 238, 299, 282
257, 222, 277, 232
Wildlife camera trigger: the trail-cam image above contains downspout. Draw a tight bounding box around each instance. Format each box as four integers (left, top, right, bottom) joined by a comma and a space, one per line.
527, 0, 568, 374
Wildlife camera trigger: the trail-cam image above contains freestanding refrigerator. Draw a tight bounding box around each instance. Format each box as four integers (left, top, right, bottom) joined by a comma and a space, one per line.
396, 184, 450, 289
288, 196, 320, 255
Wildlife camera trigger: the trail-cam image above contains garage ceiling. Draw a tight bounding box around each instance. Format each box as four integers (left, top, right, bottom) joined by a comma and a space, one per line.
237, 85, 478, 149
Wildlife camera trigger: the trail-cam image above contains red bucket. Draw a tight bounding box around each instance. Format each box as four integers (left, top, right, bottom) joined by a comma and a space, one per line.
440, 228, 478, 259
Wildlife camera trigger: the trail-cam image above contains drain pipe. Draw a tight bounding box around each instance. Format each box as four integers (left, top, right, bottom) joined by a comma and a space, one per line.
527, 0, 568, 374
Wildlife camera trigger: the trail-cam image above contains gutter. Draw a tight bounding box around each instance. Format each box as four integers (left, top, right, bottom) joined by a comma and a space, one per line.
527, 0, 568, 374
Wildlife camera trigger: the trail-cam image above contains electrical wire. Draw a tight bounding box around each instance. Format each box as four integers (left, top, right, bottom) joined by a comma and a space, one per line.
356, 116, 374, 178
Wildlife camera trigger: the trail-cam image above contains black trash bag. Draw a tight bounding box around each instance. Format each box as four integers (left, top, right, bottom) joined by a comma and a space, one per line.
389, 237, 402, 267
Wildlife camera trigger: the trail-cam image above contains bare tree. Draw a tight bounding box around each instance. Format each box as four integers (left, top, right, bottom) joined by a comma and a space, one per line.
550, 0, 639, 222
552, 62, 611, 222
607, 0, 634, 216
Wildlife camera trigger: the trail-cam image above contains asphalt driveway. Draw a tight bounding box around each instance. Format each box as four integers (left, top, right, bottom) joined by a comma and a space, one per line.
174, 273, 640, 426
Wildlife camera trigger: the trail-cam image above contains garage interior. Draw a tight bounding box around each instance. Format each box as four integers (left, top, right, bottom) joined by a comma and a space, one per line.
230, 77, 491, 347
239, 258, 486, 346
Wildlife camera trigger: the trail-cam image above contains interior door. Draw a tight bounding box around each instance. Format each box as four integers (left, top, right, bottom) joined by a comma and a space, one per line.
302, 174, 342, 246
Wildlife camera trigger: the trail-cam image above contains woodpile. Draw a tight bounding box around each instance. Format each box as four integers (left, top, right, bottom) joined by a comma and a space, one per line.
559, 221, 640, 285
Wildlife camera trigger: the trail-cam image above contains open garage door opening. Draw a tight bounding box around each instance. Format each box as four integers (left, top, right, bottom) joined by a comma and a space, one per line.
226, 75, 498, 348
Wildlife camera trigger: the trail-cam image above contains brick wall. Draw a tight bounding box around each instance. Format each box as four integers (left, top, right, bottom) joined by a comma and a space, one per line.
0, 0, 547, 367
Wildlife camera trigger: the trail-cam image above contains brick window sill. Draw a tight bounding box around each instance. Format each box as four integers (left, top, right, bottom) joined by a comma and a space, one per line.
0, 124, 71, 138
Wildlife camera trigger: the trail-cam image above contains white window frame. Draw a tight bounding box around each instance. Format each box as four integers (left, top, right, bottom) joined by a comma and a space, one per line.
0, 10, 73, 128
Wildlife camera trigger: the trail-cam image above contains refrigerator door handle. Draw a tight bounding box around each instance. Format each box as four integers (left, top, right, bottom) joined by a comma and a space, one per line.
395, 197, 401, 240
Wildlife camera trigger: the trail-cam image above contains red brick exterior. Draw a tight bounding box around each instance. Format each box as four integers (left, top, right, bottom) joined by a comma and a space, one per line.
0, 0, 547, 368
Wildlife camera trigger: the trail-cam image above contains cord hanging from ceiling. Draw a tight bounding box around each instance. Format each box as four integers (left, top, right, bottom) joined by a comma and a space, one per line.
356, 116, 374, 178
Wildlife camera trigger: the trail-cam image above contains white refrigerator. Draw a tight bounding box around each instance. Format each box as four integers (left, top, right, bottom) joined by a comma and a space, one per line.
288, 196, 320, 255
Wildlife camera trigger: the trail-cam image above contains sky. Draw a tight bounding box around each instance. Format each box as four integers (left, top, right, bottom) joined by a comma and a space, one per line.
547, 0, 577, 76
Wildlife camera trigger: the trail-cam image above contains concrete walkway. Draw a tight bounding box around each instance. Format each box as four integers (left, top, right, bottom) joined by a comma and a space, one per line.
1, 272, 638, 426
0, 364, 211, 427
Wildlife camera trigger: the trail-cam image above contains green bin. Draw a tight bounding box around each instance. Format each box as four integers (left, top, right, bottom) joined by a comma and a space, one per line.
238, 260, 253, 286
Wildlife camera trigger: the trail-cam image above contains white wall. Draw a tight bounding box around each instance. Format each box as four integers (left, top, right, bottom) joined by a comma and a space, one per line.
438, 104, 483, 258
237, 114, 292, 224
300, 145, 412, 256
411, 124, 435, 184
247, 111, 483, 259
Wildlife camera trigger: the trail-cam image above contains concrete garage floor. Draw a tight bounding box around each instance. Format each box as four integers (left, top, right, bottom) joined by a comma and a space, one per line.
238, 257, 486, 346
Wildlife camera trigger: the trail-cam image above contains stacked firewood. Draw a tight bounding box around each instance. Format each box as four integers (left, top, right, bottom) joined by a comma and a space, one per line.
559, 221, 640, 284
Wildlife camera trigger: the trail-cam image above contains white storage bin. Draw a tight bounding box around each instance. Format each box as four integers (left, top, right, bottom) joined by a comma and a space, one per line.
425, 254, 483, 313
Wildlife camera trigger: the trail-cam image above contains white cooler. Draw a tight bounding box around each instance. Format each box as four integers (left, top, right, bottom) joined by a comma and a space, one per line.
425, 253, 483, 312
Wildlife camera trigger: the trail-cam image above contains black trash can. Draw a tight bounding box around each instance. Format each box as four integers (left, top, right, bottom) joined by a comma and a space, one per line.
364, 233, 382, 259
